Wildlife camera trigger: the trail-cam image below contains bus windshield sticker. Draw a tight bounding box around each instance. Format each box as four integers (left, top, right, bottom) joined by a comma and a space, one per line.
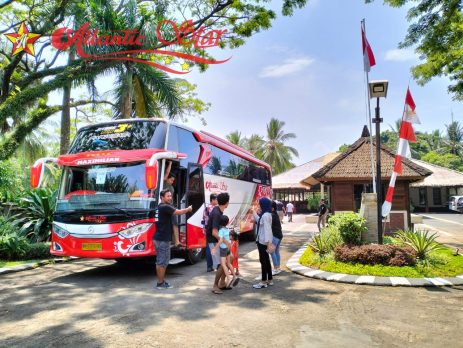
95, 171, 106, 185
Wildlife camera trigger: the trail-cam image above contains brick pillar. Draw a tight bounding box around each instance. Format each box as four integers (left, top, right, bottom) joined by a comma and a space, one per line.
359, 193, 378, 243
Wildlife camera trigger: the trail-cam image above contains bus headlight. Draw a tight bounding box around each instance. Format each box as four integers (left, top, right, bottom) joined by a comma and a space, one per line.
119, 223, 152, 238
53, 224, 69, 238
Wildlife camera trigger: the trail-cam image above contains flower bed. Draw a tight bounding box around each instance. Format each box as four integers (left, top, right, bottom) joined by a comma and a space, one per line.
300, 212, 463, 278
300, 245, 463, 278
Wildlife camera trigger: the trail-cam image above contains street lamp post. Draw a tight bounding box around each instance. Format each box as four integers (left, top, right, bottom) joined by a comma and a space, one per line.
369, 80, 388, 245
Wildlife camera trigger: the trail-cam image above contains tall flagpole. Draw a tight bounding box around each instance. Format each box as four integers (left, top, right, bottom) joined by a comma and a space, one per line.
362, 19, 377, 193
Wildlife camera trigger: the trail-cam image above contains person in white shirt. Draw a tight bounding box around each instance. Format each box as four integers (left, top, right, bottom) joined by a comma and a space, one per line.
286, 202, 294, 222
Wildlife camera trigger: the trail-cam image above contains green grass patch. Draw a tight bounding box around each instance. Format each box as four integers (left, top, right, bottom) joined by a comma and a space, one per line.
299, 246, 463, 278
0, 259, 43, 268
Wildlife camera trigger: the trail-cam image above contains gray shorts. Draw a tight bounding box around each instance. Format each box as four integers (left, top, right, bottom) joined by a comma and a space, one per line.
154, 240, 170, 267
220, 247, 230, 257
209, 243, 220, 269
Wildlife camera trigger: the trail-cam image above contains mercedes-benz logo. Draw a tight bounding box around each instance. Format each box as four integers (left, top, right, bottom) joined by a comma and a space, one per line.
88, 226, 94, 234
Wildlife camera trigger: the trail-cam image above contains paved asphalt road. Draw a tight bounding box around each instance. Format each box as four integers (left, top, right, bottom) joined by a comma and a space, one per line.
1, 215, 462, 347
416, 213, 463, 249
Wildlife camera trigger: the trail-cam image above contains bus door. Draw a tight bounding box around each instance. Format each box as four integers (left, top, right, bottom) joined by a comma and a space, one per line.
180, 163, 205, 249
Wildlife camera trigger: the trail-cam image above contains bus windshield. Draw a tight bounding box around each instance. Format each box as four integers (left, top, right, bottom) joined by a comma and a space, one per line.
68, 120, 167, 153
56, 162, 156, 212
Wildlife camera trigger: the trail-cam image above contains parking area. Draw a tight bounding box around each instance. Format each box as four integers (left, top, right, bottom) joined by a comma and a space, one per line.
415, 213, 463, 249
0, 214, 462, 347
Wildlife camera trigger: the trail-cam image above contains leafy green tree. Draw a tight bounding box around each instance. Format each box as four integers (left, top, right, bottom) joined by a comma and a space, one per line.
338, 144, 350, 153
421, 151, 463, 172
245, 134, 265, 157
422, 129, 443, 152
1, 0, 309, 160
380, 129, 399, 150
372, 0, 463, 99
260, 118, 298, 175
443, 120, 463, 156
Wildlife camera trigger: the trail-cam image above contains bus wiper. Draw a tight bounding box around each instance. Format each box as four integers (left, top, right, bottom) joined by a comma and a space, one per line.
107, 206, 134, 218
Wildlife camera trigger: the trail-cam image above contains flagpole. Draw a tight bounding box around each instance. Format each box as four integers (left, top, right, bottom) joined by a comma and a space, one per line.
362, 19, 377, 194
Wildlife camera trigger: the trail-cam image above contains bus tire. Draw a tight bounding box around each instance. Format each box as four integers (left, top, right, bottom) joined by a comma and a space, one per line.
185, 248, 205, 265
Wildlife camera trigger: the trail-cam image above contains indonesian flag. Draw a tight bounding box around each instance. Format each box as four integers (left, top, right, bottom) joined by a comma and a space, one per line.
362, 26, 376, 72
382, 88, 419, 217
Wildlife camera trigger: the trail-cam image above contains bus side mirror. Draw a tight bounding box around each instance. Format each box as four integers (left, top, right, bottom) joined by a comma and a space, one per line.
30, 158, 58, 188
146, 160, 158, 190
30, 161, 44, 188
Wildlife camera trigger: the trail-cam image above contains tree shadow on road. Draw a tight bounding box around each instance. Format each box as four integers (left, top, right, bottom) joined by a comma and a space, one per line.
0, 256, 339, 345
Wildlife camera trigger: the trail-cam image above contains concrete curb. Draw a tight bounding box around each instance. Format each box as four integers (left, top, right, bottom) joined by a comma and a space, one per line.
286, 243, 463, 287
0, 257, 78, 275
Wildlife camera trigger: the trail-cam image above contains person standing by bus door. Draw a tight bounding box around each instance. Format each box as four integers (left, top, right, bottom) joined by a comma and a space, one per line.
207, 192, 230, 295
154, 189, 192, 290
286, 201, 294, 222
202, 193, 218, 272
163, 161, 181, 247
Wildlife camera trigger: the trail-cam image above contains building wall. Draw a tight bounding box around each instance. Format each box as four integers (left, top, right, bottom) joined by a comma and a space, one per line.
410, 186, 462, 212
330, 181, 410, 231
331, 182, 354, 211
331, 181, 409, 212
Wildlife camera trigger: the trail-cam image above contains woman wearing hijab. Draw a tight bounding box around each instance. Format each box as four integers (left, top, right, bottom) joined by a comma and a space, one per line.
252, 197, 274, 289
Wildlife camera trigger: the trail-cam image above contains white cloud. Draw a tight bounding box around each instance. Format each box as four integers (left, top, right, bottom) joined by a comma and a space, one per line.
384, 49, 417, 62
259, 57, 315, 78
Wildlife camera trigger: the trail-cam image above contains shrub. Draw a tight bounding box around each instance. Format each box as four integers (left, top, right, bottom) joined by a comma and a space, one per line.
307, 193, 321, 211
0, 159, 26, 203
0, 220, 29, 260
328, 212, 367, 245
334, 244, 416, 266
12, 188, 57, 242
26, 242, 51, 259
395, 229, 444, 260
310, 225, 342, 255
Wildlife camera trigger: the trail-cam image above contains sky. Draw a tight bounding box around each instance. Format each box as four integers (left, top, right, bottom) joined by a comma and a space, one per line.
164, 0, 463, 166
45, 0, 463, 166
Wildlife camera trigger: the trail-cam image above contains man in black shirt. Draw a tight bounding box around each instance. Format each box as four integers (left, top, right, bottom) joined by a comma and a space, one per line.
154, 189, 192, 289
207, 192, 230, 294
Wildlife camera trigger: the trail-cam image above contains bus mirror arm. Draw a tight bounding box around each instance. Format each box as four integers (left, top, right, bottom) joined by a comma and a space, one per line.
30, 157, 58, 188
147, 151, 187, 167
146, 152, 188, 190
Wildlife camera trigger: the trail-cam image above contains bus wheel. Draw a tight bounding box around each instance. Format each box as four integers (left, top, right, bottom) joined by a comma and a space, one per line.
185, 248, 205, 265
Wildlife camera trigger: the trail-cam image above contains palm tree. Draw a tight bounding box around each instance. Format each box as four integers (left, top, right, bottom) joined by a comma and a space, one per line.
260, 118, 298, 175
226, 131, 245, 147
443, 121, 463, 156
76, 0, 181, 119
245, 134, 264, 157
424, 129, 443, 152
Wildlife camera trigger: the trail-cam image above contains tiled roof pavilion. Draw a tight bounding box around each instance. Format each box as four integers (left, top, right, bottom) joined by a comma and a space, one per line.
303, 126, 431, 185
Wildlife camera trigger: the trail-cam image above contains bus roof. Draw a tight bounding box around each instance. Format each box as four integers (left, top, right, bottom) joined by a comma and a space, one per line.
75, 118, 272, 171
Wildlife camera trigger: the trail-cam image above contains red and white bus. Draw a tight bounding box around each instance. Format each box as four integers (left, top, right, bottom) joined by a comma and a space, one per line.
31, 119, 272, 263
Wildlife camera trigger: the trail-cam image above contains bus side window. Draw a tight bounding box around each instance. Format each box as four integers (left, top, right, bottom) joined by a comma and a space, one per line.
167, 125, 179, 152
176, 127, 200, 166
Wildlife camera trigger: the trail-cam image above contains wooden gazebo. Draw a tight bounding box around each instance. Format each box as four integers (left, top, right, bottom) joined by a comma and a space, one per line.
302, 127, 431, 231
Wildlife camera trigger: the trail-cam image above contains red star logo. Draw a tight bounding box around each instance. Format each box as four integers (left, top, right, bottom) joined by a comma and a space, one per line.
4, 22, 41, 56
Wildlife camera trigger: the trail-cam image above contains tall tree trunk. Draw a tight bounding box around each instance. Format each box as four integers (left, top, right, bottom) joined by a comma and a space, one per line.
121, 67, 133, 119
60, 50, 75, 154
